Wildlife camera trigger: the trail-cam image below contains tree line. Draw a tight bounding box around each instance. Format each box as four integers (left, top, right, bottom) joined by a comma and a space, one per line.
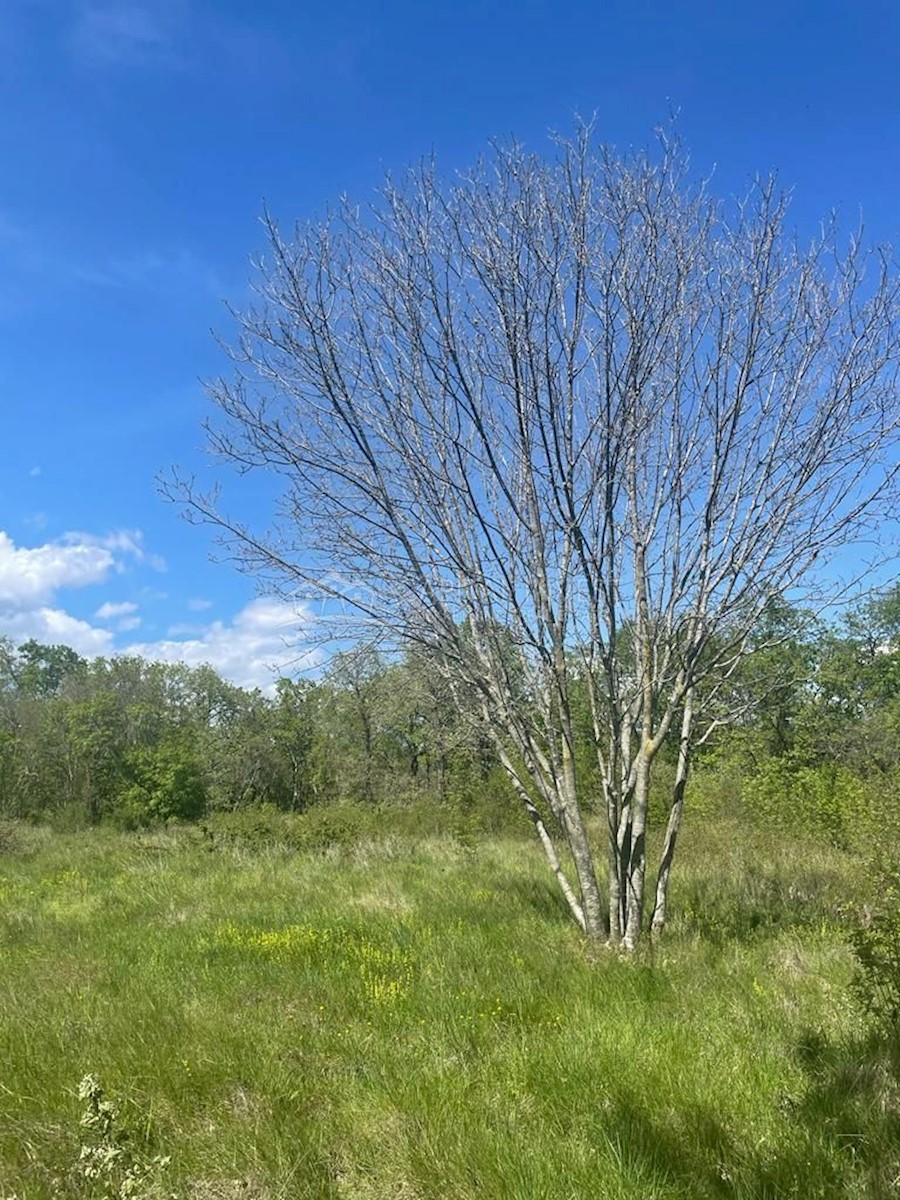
0, 638, 504, 828
2, 586, 899, 849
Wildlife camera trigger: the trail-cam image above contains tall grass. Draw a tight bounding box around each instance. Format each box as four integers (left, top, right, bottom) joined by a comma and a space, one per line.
0, 815, 897, 1199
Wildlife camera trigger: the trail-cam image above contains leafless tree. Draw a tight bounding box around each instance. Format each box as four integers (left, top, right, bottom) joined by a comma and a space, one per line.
174, 125, 900, 947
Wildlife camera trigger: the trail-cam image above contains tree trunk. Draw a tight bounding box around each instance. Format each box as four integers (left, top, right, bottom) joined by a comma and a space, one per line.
497, 748, 592, 933
651, 689, 694, 935
623, 753, 650, 950
559, 734, 607, 939
562, 799, 607, 939
607, 783, 624, 943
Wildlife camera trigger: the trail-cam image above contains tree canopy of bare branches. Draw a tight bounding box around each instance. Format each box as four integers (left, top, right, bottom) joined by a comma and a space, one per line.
177, 125, 900, 947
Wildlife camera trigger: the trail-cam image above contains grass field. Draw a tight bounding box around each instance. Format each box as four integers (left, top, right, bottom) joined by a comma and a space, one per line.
1, 815, 898, 1199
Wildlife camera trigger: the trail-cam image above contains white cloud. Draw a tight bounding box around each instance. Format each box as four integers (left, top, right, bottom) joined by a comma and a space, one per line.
0, 528, 155, 657
2, 606, 114, 657
95, 599, 138, 619
0, 530, 118, 606
0, 529, 317, 691
187, 597, 212, 611
125, 598, 320, 692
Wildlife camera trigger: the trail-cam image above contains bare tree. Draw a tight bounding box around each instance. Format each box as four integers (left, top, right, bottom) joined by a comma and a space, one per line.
174, 125, 900, 947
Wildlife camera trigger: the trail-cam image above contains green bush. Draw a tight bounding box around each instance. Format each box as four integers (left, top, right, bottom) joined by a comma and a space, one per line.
199, 804, 303, 850
0, 818, 43, 857
685, 763, 744, 820
115, 740, 207, 829
646, 759, 741, 830
743, 758, 868, 847
295, 802, 374, 850
849, 856, 900, 1035
200, 802, 376, 852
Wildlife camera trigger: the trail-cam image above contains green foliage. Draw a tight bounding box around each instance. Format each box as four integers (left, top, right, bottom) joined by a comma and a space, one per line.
75, 1074, 173, 1199
198, 804, 296, 849
849, 856, 900, 1035
200, 801, 377, 852
290, 801, 374, 850
742, 757, 870, 847
685, 762, 745, 821
4, 640, 87, 699
117, 739, 207, 829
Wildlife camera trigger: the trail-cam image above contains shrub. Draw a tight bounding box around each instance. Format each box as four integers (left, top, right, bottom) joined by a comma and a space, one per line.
0, 818, 48, 857
115, 740, 207, 829
849, 856, 900, 1035
199, 805, 302, 850
74, 1074, 174, 1199
743, 758, 868, 847
294, 802, 374, 850
200, 802, 376, 853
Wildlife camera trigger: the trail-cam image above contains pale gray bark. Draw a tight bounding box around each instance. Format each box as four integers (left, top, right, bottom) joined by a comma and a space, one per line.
651, 687, 695, 935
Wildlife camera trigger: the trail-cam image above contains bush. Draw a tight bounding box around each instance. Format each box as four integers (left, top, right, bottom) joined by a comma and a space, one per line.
0, 818, 47, 856
115, 740, 207, 829
199, 805, 303, 850
743, 758, 868, 847
849, 856, 900, 1035
295, 802, 374, 850
443, 765, 528, 837
200, 802, 377, 853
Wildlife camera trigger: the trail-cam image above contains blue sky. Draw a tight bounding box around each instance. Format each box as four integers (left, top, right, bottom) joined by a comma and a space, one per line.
1, 0, 898, 688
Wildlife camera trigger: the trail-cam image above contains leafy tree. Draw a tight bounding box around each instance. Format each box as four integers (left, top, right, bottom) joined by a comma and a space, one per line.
0, 639, 86, 698
798, 583, 900, 777
271, 678, 317, 810
64, 692, 129, 823
120, 736, 207, 826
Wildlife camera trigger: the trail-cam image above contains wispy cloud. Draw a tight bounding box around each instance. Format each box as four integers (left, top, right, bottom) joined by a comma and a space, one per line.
0, 209, 228, 313
65, 1, 293, 82
69, 2, 179, 68
63, 529, 165, 572
74, 246, 228, 301
95, 599, 138, 619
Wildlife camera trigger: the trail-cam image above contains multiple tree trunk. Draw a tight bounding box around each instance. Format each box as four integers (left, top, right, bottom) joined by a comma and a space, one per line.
179, 123, 900, 947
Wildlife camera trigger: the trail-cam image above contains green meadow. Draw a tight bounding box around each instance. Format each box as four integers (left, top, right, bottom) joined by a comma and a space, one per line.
1, 814, 897, 1200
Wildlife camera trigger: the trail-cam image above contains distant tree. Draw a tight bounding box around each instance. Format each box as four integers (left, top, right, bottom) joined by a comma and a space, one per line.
798, 583, 900, 776
320, 647, 388, 803
120, 736, 207, 826
272, 677, 317, 810
64, 693, 129, 823
5, 640, 86, 698
173, 127, 900, 942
